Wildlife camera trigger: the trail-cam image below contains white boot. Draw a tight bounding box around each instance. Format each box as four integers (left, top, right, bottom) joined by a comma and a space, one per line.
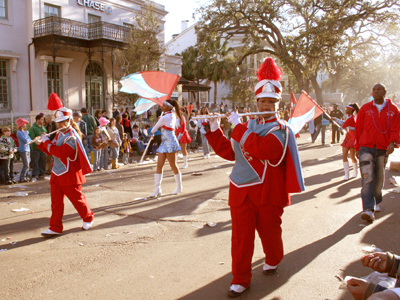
172, 173, 183, 194
343, 161, 350, 180
351, 161, 358, 178
182, 156, 188, 169
150, 173, 162, 197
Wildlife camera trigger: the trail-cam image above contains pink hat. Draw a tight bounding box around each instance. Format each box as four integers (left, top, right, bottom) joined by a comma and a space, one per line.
98, 117, 109, 127
16, 118, 28, 128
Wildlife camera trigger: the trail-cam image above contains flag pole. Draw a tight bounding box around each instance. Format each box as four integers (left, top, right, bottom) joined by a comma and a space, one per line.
301, 90, 345, 134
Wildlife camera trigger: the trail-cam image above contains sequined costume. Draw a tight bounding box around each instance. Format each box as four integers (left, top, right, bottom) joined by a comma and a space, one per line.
151, 112, 181, 153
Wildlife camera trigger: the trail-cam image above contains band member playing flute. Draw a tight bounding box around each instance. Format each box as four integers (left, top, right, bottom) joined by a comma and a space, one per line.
35, 93, 94, 237
205, 58, 305, 297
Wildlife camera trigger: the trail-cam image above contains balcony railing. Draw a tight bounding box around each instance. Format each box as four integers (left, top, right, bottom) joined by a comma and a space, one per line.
33, 17, 130, 42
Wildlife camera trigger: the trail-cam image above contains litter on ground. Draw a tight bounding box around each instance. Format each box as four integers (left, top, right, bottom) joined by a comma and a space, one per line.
14, 192, 28, 197
11, 208, 29, 212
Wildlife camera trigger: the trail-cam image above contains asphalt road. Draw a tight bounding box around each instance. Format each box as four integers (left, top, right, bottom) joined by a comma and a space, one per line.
1, 131, 399, 300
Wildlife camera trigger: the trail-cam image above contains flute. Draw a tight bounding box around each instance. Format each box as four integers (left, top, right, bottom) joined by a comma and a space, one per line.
26, 128, 65, 145
191, 111, 277, 120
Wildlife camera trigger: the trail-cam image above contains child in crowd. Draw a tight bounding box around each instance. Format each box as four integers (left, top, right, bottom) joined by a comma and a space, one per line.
16, 118, 32, 182
131, 124, 145, 155
0, 126, 17, 184
91, 127, 108, 171
120, 133, 132, 165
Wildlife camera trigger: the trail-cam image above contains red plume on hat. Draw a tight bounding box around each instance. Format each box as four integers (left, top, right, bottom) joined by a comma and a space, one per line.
47, 93, 64, 111
254, 58, 283, 99
257, 57, 282, 81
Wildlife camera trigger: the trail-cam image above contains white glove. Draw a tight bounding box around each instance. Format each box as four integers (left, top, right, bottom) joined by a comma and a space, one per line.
41, 134, 49, 143
210, 117, 220, 132
227, 112, 241, 128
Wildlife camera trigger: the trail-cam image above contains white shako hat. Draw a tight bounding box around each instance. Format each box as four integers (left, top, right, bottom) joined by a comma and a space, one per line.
48, 93, 73, 123
254, 57, 283, 100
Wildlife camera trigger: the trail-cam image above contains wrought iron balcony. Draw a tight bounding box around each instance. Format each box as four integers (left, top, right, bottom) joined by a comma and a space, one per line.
33, 17, 130, 42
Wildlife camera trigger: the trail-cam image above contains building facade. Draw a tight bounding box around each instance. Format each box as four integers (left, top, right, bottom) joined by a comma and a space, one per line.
0, 0, 168, 123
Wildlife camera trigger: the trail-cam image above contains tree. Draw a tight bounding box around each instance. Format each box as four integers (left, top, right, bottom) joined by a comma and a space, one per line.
199, 37, 236, 104
223, 64, 257, 108
116, 1, 165, 77
179, 37, 236, 105
195, 0, 399, 104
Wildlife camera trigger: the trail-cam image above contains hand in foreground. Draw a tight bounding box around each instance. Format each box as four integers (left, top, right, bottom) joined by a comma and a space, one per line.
34, 136, 42, 145
347, 277, 369, 300
227, 112, 241, 127
41, 133, 49, 143
362, 252, 388, 273
209, 114, 220, 132
387, 142, 395, 156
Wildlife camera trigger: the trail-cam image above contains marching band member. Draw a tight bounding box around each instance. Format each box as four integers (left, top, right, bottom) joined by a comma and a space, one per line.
35, 93, 94, 237
149, 99, 183, 197
205, 58, 305, 297
338, 103, 360, 180
175, 108, 192, 169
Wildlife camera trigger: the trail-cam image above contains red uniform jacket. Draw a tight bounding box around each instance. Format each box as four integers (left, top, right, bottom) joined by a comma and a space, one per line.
355, 99, 400, 151
37, 136, 86, 186
206, 122, 290, 207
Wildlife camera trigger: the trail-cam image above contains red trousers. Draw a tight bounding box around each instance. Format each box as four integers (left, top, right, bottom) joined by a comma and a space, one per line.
230, 195, 284, 288
49, 184, 94, 233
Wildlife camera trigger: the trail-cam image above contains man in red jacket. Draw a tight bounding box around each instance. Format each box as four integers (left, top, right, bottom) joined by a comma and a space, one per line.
355, 83, 400, 222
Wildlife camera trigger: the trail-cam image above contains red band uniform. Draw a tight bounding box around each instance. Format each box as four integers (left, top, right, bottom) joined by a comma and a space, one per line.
206, 58, 304, 295
38, 93, 94, 235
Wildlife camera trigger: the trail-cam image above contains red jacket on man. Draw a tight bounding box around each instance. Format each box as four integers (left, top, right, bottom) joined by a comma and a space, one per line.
355, 99, 400, 151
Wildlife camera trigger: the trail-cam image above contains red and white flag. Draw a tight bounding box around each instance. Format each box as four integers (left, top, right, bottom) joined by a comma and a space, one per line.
288, 91, 324, 134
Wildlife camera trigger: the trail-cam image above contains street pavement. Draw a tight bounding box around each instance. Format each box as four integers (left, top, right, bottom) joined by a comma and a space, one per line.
1, 130, 399, 300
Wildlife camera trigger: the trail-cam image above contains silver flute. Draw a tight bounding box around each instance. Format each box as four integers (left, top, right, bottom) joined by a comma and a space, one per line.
191, 111, 277, 120
26, 128, 64, 145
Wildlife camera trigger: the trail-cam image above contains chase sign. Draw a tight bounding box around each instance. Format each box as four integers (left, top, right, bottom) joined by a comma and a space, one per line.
77, 0, 112, 14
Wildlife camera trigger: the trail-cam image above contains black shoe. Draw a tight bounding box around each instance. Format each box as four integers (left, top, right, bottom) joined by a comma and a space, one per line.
5, 181, 13, 185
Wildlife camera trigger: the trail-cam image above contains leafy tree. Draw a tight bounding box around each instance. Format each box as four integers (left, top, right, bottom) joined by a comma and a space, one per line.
195, 0, 399, 104
223, 65, 257, 108
199, 37, 236, 104
179, 38, 236, 105
116, 1, 165, 77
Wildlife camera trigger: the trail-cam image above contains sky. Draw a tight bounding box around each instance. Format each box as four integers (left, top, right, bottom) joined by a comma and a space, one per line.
155, 0, 207, 43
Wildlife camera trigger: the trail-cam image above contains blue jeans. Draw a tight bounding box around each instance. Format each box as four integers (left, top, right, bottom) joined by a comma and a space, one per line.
131, 141, 144, 153
109, 147, 119, 159
359, 146, 387, 211
31, 149, 46, 176
93, 149, 101, 170
201, 133, 209, 155
100, 147, 109, 169
20, 151, 31, 180
86, 135, 94, 157
312, 124, 326, 144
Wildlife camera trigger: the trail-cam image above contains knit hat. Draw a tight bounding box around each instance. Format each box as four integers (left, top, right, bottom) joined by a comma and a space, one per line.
16, 118, 28, 128
254, 58, 283, 99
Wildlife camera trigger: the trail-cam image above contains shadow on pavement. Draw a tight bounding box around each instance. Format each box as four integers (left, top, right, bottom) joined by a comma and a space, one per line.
178, 213, 365, 300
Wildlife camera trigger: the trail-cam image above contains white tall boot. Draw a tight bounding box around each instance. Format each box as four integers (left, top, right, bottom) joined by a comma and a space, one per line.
149, 173, 162, 197
182, 156, 188, 169
351, 161, 358, 178
172, 173, 183, 195
343, 161, 350, 180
